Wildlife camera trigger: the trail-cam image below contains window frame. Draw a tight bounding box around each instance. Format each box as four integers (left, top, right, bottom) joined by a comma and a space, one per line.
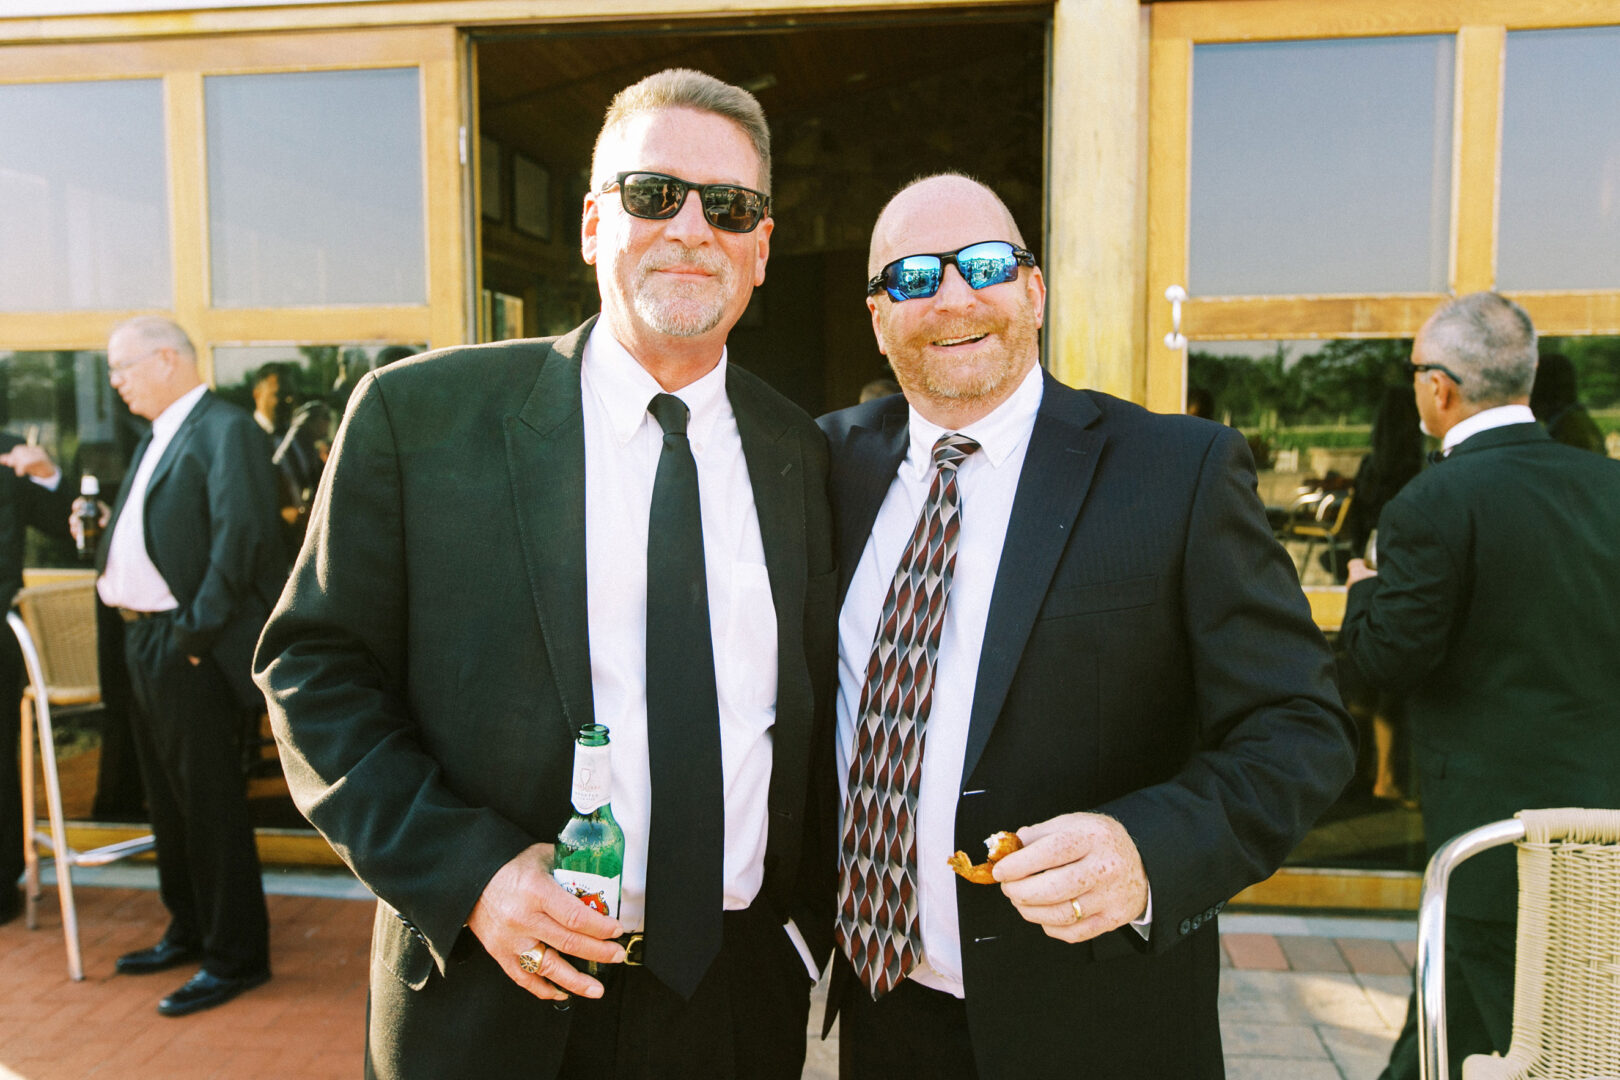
1147, 0, 1620, 413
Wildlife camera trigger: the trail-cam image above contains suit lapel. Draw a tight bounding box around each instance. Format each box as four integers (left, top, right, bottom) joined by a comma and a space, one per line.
143, 391, 211, 500
730, 369, 804, 652
961, 374, 1106, 785
505, 322, 596, 737
834, 406, 909, 602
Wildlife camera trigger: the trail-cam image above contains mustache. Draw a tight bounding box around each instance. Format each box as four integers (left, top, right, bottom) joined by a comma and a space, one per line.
923, 318, 999, 343
639, 247, 731, 277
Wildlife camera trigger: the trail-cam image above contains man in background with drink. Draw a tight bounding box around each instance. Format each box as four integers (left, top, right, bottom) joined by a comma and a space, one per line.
1341, 292, 1620, 1080
257, 69, 836, 1079
0, 438, 72, 924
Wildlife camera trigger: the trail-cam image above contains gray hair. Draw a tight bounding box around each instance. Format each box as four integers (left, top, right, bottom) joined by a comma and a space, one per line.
1420, 292, 1538, 406
591, 68, 771, 193
108, 315, 197, 361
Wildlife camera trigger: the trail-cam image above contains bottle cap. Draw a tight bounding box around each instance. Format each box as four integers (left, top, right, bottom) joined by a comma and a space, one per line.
79, 474, 100, 497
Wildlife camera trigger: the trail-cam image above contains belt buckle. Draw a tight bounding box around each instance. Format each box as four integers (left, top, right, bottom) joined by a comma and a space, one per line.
621, 932, 644, 966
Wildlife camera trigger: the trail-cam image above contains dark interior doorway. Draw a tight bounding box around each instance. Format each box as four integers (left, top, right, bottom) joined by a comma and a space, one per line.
474, 12, 1049, 415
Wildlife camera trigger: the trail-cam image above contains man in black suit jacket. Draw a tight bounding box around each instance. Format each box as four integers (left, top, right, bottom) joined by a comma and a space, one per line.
819, 175, 1356, 1079
0, 439, 73, 924
95, 315, 284, 1016
256, 69, 836, 1079
1340, 292, 1620, 1080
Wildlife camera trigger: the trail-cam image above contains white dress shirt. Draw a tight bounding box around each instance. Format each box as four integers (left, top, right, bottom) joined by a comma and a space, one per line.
835, 364, 1043, 997
836, 364, 1151, 998
1441, 403, 1537, 454
97, 383, 207, 612
581, 327, 778, 933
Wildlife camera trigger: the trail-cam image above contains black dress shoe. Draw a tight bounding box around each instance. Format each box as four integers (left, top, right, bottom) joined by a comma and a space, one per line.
157, 968, 270, 1017
116, 939, 200, 975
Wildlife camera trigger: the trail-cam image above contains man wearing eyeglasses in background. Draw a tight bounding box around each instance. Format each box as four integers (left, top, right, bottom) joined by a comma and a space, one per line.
1340, 292, 1620, 1080
256, 69, 835, 1079
816, 174, 1356, 1079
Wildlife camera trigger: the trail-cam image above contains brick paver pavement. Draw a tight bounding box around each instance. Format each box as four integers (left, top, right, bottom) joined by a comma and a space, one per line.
2, 878, 1414, 1080
1, 886, 370, 1080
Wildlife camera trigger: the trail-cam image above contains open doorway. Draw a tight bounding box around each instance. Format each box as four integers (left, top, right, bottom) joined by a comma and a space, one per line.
473, 13, 1048, 415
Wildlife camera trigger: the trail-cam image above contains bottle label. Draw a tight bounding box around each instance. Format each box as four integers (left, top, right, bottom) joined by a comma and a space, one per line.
570, 742, 611, 814
553, 868, 620, 919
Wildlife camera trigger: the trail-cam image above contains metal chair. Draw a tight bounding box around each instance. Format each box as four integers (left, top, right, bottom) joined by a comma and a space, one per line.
1285, 490, 1355, 582
1417, 807, 1620, 1080
11, 578, 154, 980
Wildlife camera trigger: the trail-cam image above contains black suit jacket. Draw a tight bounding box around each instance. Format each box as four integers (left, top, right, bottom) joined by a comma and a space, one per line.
254, 321, 837, 1080
1341, 422, 1620, 923
98, 391, 284, 710
820, 375, 1355, 1079
0, 433, 74, 609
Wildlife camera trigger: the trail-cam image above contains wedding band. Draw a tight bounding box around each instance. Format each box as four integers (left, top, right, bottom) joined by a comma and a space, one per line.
1070, 899, 1085, 923
518, 945, 547, 974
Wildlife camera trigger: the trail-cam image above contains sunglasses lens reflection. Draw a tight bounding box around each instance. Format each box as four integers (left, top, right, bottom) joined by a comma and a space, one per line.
883, 242, 1023, 301
618, 173, 765, 233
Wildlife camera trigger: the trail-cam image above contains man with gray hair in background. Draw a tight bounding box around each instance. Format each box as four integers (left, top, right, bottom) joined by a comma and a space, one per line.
92, 315, 284, 1016
257, 68, 835, 1078
1341, 291, 1620, 1080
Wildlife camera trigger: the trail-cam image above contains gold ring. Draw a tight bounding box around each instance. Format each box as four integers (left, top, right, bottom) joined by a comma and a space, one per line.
1070, 898, 1085, 923
517, 945, 547, 974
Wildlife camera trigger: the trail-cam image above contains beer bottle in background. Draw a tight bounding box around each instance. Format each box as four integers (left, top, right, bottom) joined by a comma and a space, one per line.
75, 475, 103, 562
554, 724, 624, 972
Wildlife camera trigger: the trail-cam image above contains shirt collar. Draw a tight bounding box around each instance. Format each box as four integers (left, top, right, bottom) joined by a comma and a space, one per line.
1442, 403, 1536, 453
582, 325, 731, 448
904, 362, 1044, 477
152, 384, 208, 442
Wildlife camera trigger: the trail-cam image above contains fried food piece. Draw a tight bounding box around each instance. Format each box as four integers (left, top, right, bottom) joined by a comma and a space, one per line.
948, 830, 1023, 884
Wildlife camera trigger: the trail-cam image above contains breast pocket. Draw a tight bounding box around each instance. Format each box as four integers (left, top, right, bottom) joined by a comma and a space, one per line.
722, 562, 778, 718
1038, 574, 1160, 621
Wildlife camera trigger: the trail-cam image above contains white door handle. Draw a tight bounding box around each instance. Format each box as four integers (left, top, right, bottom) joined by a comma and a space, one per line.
1164, 285, 1187, 350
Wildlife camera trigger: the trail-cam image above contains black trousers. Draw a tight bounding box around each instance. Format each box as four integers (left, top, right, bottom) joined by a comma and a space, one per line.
123, 614, 269, 978
834, 954, 979, 1080
1379, 913, 1515, 1080
556, 902, 814, 1080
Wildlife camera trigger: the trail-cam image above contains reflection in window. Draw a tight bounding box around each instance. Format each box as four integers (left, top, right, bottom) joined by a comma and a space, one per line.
1190, 37, 1453, 296
206, 69, 426, 307
1499, 27, 1620, 290
0, 80, 170, 312
210, 342, 424, 425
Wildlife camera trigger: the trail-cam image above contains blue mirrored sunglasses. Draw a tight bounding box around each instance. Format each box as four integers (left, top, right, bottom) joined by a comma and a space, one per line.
867, 240, 1037, 302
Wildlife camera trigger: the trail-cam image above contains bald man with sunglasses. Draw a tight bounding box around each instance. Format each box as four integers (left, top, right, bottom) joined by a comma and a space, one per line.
256, 69, 836, 1079
816, 174, 1356, 1079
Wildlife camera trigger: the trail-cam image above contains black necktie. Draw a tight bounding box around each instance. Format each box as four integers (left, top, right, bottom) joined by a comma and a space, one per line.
642, 392, 724, 999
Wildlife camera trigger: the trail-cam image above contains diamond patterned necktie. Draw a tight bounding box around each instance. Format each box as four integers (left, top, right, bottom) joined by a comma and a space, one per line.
836, 432, 981, 998
643, 392, 724, 1000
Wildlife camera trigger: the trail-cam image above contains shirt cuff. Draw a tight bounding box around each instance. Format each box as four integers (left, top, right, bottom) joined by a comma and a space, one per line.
1129, 887, 1153, 941
30, 469, 61, 492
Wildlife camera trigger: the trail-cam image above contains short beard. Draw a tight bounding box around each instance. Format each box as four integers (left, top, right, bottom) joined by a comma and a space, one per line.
631, 249, 734, 338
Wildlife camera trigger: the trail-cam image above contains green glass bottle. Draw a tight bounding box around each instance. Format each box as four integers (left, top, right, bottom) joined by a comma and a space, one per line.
553, 724, 625, 936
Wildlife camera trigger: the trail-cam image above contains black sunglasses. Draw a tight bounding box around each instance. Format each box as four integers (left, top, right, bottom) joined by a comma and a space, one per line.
599, 171, 770, 234
1401, 359, 1466, 386
867, 241, 1037, 302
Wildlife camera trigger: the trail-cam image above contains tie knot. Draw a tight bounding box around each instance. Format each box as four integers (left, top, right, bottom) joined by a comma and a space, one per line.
648, 393, 689, 437
932, 432, 980, 471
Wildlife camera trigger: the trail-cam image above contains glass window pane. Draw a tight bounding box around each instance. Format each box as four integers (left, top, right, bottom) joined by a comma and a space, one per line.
1499, 28, 1620, 290
211, 342, 425, 422
0, 80, 170, 312
1190, 37, 1454, 296
206, 69, 426, 307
